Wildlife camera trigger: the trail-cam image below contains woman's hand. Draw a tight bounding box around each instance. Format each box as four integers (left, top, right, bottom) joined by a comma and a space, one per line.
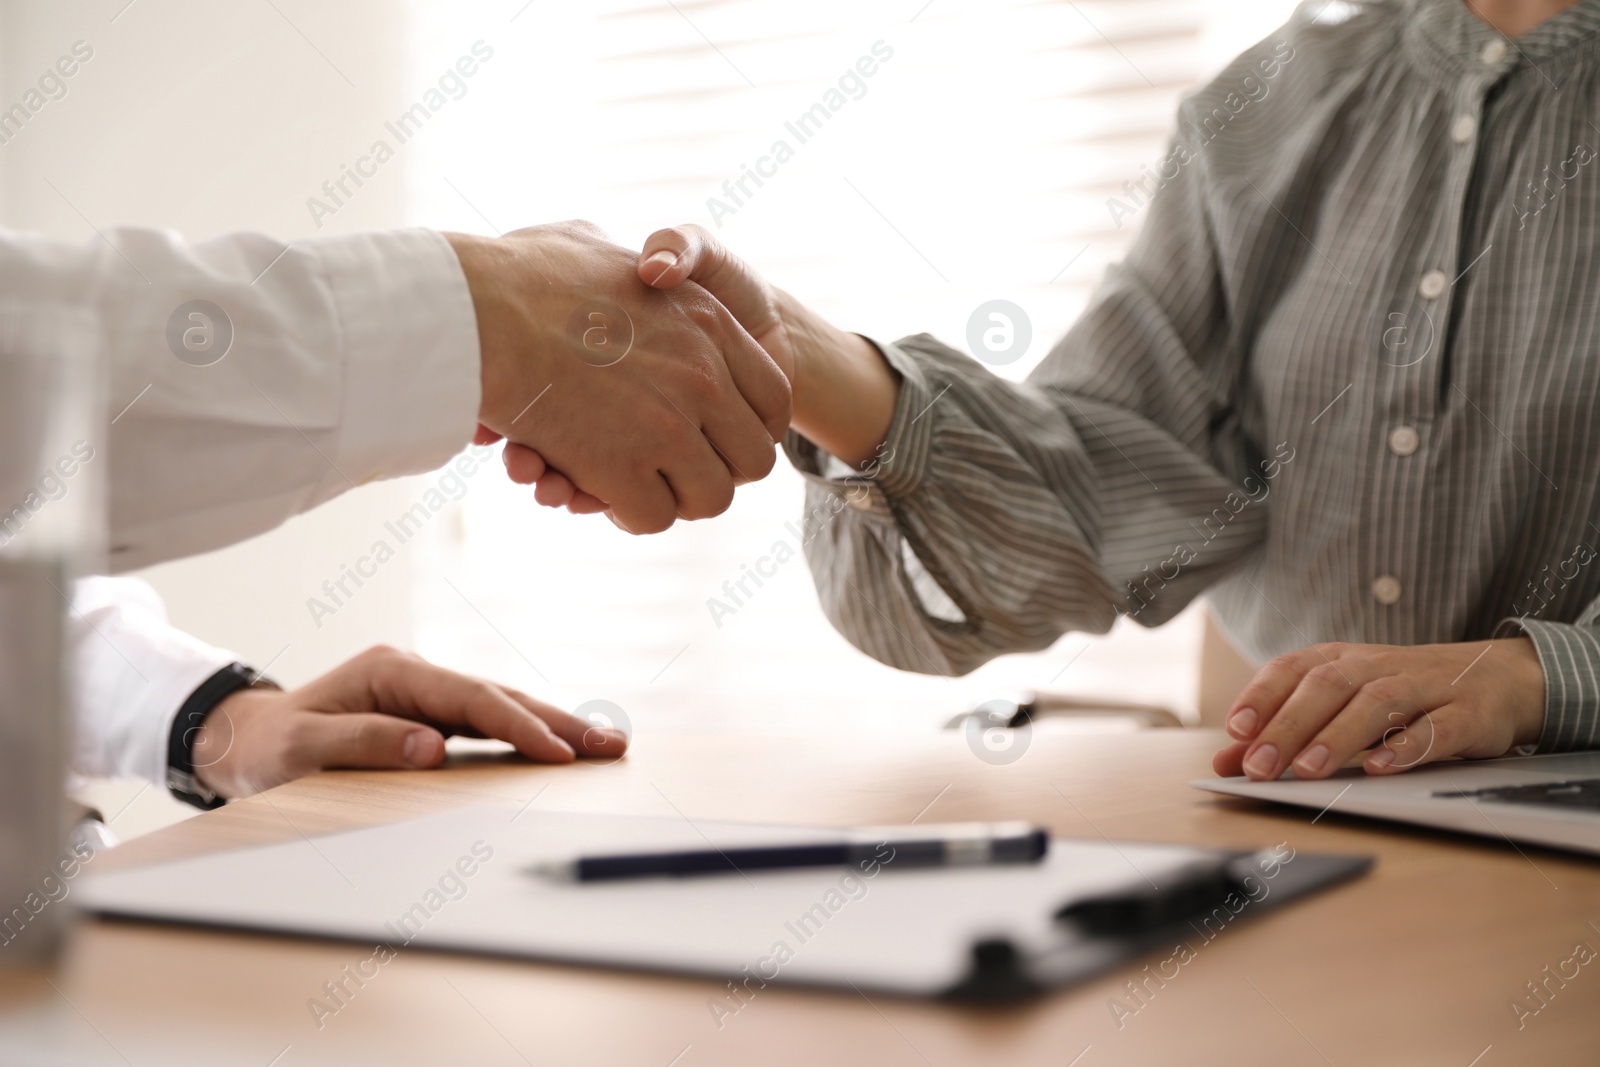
1213, 638, 1546, 780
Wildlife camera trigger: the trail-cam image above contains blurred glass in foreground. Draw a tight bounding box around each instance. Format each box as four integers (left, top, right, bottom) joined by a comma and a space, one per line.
0, 320, 102, 968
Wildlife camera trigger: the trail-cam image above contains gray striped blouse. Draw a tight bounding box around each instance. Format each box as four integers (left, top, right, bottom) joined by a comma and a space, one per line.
784, 0, 1600, 752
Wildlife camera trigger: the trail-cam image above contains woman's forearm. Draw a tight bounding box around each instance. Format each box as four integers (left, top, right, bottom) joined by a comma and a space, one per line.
780, 289, 902, 468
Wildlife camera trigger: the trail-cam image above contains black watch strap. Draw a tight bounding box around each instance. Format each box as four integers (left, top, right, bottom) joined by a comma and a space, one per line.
166, 662, 272, 811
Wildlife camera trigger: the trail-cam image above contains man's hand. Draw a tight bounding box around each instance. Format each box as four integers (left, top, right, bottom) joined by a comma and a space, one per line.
190, 645, 628, 799
1213, 638, 1546, 780
447, 221, 791, 534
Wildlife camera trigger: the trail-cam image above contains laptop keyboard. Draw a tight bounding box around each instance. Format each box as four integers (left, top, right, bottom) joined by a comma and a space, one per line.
1434, 778, 1600, 811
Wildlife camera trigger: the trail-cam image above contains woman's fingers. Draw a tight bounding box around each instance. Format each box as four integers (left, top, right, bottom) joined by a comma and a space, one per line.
1290, 680, 1428, 778
499, 441, 611, 513
637, 224, 793, 389
534, 469, 577, 509
1366, 707, 1454, 773
638, 225, 767, 322
1243, 655, 1399, 780
501, 441, 546, 485
1212, 739, 1250, 777
1213, 639, 1544, 782
1225, 646, 1339, 742
566, 489, 609, 514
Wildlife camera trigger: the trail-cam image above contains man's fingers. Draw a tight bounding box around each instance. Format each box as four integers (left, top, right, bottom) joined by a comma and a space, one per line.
500, 688, 630, 760
711, 308, 791, 444
312, 647, 576, 763
474, 423, 504, 446
659, 431, 739, 521
605, 470, 682, 534
283, 710, 447, 776
698, 399, 780, 486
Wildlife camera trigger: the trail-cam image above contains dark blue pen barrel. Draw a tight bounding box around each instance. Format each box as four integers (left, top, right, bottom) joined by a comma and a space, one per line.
570, 827, 1049, 881
576, 843, 852, 880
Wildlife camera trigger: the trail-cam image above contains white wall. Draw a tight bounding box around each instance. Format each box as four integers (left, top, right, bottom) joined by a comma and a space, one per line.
0, 0, 431, 834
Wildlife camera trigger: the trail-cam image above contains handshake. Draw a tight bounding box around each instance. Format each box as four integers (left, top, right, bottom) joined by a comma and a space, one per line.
449, 220, 893, 532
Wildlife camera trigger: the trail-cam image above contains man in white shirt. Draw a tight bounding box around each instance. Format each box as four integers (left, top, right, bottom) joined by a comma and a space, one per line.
4, 219, 790, 807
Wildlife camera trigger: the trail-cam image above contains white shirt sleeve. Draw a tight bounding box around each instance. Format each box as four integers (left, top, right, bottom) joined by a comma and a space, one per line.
0, 226, 481, 571
70, 576, 234, 786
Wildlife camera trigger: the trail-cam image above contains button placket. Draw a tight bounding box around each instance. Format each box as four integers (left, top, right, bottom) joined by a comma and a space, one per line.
1370, 69, 1492, 634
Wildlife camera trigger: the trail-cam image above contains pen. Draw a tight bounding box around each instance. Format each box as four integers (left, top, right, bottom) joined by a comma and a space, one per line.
530, 821, 1050, 882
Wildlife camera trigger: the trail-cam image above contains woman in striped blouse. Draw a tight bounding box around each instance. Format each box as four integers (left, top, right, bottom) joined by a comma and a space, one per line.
519, 0, 1600, 781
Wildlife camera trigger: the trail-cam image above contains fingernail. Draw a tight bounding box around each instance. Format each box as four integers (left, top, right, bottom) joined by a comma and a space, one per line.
591, 727, 628, 749
1227, 707, 1258, 738
1243, 744, 1279, 779
1294, 744, 1330, 776
403, 731, 440, 767
641, 249, 678, 283
1368, 747, 1396, 770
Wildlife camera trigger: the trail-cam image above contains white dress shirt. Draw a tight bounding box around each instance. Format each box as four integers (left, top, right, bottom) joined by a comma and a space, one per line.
1, 226, 481, 784
69, 577, 235, 786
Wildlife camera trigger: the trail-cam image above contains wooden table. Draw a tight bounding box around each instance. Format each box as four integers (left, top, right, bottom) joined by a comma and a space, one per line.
4, 730, 1597, 1066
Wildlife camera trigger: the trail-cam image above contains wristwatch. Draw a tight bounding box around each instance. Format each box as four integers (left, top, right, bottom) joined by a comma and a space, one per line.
165, 662, 278, 810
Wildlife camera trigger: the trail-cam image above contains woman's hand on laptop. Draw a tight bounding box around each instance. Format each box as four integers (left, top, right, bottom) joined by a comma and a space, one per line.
1212, 638, 1546, 781
188, 645, 628, 799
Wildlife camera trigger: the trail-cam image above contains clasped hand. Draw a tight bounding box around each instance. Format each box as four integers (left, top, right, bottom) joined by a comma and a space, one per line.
449, 221, 791, 535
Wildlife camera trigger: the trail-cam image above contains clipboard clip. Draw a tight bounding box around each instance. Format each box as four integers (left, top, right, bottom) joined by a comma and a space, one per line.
1054, 853, 1254, 937
946, 851, 1271, 1002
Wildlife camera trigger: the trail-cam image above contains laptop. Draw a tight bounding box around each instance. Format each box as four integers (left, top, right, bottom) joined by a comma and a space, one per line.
1194, 750, 1600, 856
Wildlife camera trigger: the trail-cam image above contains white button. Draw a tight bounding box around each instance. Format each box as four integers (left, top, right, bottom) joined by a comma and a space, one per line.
1451, 114, 1477, 144
1418, 270, 1448, 299
1388, 425, 1420, 456
847, 488, 875, 511
1372, 575, 1403, 605
1481, 38, 1508, 64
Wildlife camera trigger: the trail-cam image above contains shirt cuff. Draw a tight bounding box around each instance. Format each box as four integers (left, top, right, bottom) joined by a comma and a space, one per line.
1496, 617, 1600, 752
782, 334, 939, 507
71, 577, 236, 786
300, 228, 481, 490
